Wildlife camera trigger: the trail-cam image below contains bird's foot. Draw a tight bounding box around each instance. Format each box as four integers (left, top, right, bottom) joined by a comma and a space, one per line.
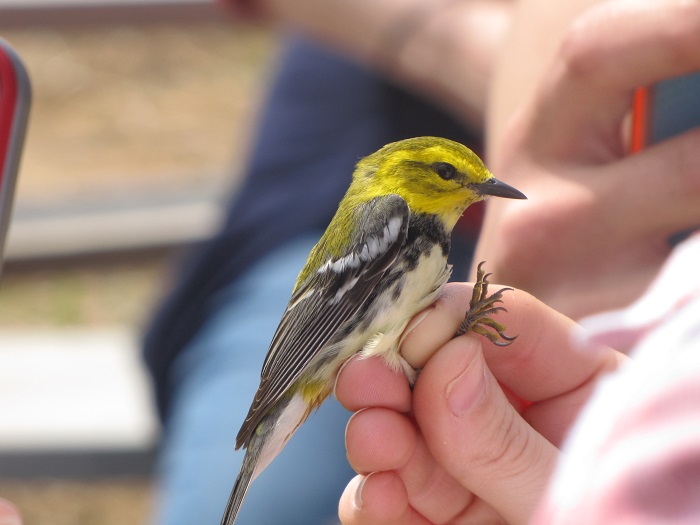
455, 261, 517, 347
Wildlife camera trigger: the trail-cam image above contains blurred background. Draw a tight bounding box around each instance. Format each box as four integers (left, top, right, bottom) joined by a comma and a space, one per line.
0, 1, 277, 523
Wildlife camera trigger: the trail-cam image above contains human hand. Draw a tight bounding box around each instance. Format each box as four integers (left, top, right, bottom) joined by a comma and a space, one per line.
336, 283, 624, 524
475, 0, 700, 319
0, 498, 22, 525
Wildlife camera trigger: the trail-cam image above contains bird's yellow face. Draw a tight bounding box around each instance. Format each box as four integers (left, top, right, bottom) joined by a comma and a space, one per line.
350, 137, 523, 228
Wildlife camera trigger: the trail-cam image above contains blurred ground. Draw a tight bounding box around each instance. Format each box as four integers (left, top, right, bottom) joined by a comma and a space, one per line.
0, 17, 277, 525
2, 21, 277, 326
6, 21, 275, 203
0, 479, 152, 525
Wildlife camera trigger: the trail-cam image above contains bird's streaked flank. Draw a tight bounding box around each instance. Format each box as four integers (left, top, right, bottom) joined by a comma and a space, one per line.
220, 136, 527, 524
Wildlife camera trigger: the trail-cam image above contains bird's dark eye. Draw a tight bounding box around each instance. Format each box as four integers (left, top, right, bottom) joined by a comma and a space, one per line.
432, 162, 458, 181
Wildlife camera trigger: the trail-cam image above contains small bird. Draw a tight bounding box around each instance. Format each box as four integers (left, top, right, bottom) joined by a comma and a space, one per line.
220, 136, 526, 524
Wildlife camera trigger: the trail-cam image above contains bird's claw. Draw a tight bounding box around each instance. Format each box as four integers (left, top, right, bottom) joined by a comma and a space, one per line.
455, 261, 517, 346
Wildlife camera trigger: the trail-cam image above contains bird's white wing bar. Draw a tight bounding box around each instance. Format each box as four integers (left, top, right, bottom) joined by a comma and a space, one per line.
317, 215, 404, 276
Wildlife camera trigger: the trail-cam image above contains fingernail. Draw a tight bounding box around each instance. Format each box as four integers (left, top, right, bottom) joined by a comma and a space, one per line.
354, 472, 375, 509
446, 345, 486, 416
332, 356, 355, 400
345, 407, 369, 453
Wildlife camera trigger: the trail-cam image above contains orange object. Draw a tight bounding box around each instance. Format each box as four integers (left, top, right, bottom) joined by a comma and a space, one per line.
630, 87, 649, 153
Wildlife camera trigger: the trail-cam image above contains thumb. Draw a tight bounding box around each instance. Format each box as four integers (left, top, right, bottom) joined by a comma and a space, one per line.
413, 335, 558, 525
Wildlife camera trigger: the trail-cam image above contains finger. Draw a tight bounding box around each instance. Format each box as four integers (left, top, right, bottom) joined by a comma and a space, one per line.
400, 284, 475, 370
0, 498, 21, 525
339, 357, 482, 521
480, 288, 620, 402
345, 408, 417, 474
395, 432, 488, 524
474, 285, 626, 446
405, 283, 620, 403
335, 355, 412, 413
339, 473, 429, 525
345, 405, 482, 523
529, 0, 700, 162
561, 0, 700, 90
599, 128, 700, 237
414, 335, 559, 525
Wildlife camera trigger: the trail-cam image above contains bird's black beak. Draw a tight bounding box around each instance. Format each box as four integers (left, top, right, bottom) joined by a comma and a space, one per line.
472, 177, 527, 199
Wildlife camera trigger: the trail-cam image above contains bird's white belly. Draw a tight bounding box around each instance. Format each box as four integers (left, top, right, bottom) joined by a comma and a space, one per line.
356, 244, 449, 369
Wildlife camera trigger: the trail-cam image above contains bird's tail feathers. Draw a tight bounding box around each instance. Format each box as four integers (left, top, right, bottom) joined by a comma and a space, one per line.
220, 450, 256, 525
221, 394, 309, 524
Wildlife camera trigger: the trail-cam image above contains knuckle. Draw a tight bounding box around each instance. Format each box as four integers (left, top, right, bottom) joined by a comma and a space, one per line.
474, 408, 533, 478
557, 3, 611, 80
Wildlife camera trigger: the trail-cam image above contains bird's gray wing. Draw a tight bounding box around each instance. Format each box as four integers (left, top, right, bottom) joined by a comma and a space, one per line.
235, 194, 409, 449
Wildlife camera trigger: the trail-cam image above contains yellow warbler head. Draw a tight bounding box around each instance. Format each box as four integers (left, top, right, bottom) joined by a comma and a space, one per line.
350, 136, 526, 227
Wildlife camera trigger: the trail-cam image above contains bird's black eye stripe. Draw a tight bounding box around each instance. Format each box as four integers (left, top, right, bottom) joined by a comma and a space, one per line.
432, 162, 458, 181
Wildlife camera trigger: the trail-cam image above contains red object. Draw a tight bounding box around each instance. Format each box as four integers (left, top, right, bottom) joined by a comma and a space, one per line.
0, 44, 20, 182
630, 87, 649, 153
455, 200, 485, 239
0, 39, 30, 269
